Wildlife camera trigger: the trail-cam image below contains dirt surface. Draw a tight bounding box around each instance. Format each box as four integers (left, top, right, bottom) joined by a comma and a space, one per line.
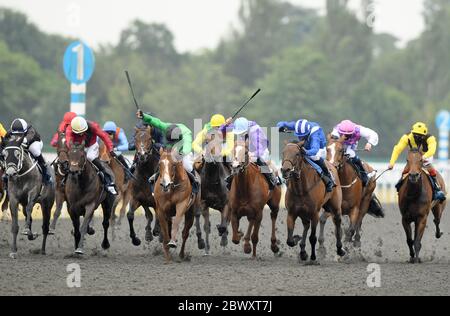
0, 204, 449, 296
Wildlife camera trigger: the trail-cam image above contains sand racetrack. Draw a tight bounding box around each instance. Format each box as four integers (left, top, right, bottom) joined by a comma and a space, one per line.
0, 204, 449, 296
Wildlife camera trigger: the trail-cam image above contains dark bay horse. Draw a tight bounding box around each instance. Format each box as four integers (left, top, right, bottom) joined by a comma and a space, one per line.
282, 142, 345, 263
398, 149, 446, 263
154, 148, 198, 262
228, 140, 281, 258
194, 136, 231, 255
322, 137, 377, 247
2, 136, 55, 258
65, 143, 115, 254
127, 126, 160, 246
0, 167, 10, 221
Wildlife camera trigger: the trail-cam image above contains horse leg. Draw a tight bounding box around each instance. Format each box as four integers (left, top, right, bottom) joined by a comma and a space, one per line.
127, 199, 141, 246
286, 212, 300, 247
194, 204, 205, 250
432, 203, 445, 239
332, 210, 345, 257
299, 219, 310, 262
101, 196, 113, 251
243, 218, 254, 255
118, 190, 131, 226
9, 200, 19, 259
170, 202, 189, 247
412, 216, 427, 264
40, 201, 51, 255
251, 215, 262, 259
318, 211, 330, 247
267, 202, 280, 254
70, 214, 81, 251
231, 209, 241, 245
24, 200, 38, 240
76, 203, 96, 254
346, 207, 359, 243
156, 210, 171, 262
202, 206, 211, 255
402, 217, 415, 262
217, 204, 230, 236
50, 192, 64, 233
143, 205, 154, 243
309, 215, 319, 262
179, 208, 194, 259
354, 193, 372, 248
2, 191, 10, 220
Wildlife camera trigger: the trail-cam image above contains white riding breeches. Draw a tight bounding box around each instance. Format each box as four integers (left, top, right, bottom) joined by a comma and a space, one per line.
183, 152, 194, 173
249, 148, 270, 163
309, 148, 327, 161
28, 141, 43, 157
86, 143, 100, 162
424, 156, 434, 167
344, 146, 357, 159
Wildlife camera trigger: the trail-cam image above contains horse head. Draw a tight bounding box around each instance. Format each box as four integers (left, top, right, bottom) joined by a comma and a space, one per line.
231, 138, 249, 174
2, 136, 26, 177
158, 147, 182, 193
56, 132, 69, 174
281, 140, 305, 179
327, 134, 346, 169
135, 126, 153, 163
407, 148, 423, 184
68, 142, 87, 175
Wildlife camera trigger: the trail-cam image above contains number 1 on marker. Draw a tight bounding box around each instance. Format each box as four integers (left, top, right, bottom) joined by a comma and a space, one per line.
72, 43, 84, 81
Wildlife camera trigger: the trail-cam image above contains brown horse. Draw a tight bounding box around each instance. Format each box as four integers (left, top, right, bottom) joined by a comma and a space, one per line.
127, 126, 160, 246
65, 143, 115, 254
228, 140, 281, 258
281, 142, 345, 263
154, 147, 199, 262
99, 141, 132, 228
49, 131, 69, 233
398, 149, 446, 263
322, 137, 377, 247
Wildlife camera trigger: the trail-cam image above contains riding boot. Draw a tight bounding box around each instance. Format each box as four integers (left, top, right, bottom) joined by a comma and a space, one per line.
395, 178, 404, 192
36, 155, 53, 185
92, 158, 117, 195
351, 157, 368, 186
117, 154, 131, 181
149, 172, 159, 193
315, 158, 335, 192
430, 175, 446, 202
256, 159, 277, 190
187, 170, 200, 194
225, 175, 233, 190
2, 175, 7, 192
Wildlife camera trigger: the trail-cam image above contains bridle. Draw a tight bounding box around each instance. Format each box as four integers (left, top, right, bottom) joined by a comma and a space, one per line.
3, 145, 37, 178
282, 144, 303, 180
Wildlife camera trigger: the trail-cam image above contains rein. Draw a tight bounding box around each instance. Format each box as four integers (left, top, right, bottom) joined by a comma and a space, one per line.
4, 145, 38, 178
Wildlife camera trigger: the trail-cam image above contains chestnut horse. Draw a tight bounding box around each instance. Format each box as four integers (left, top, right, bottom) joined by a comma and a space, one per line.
398, 149, 446, 263
66, 143, 115, 254
154, 147, 199, 262
99, 141, 132, 228
127, 126, 160, 246
281, 142, 345, 263
228, 140, 281, 258
322, 137, 377, 247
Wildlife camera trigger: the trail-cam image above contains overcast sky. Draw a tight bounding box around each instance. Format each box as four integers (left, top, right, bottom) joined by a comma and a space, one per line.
0, 0, 425, 52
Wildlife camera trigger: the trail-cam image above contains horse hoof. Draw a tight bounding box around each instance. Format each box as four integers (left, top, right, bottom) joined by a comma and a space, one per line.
217, 225, 226, 236
220, 237, 228, 248
271, 244, 280, 254
287, 240, 296, 248
197, 239, 206, 250
132, 237, 141, 247
232, 239, 240, 245
353, 240, 362, 248
203, 252, 210, 257
28, 233, 39, 241
87, 227, 95, 236
337, 248, 346, 257
145, 232, 154, 243
153, 229, 160, 237
299, 252, 309, 262
102, 240, 111, 250
75, 248, 84, 255
9, 253, 17, 259
48, 229, 55, 236
168, 241, 177, 249
243, 244, 252, 254
436, 232, 444, 239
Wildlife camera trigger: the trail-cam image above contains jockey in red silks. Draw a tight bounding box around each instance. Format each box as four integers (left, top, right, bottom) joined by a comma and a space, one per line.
50, 112, 77, 147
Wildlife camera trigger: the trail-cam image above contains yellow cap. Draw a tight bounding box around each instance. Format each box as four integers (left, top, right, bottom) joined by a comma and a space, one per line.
411, 122, 428, 136
210, 114, 226, 127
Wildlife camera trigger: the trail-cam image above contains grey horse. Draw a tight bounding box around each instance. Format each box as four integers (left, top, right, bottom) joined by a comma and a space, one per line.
2, 136, 55, 259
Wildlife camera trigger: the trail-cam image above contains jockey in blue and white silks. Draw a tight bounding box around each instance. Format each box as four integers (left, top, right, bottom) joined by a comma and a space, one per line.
277, 119, 335, 192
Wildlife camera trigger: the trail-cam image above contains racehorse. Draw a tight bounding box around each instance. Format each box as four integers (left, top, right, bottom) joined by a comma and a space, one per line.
194, 133, 231, 255
127, 126, 160, 246
281, 142, 345, 263
0, 167, 10, 221
154, 147, 199, 262
99, 141, 132, 228
228, 140, 281, 258
2, 135, 55, 258
322, 136, 377, 247
65, 143, 115, 254
398, 148, 446, 263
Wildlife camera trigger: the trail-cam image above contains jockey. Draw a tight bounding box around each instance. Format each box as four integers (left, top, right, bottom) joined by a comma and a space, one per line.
103, 121, 131, 176
331, 120, 379, 186
192, 114, 234, 161
2, 119, 52, 185
50, 112, 77, 147
278, 119, 334, 192
388, 122, 445, 202
136, 110, 199, 193
223, 117, 279, 190
66, 117, 118, 195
